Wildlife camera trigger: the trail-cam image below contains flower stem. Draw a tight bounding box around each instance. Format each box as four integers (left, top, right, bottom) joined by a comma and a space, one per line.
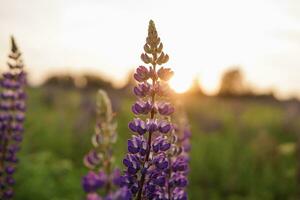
104, 145, 113, 195
136, 64, 156, 200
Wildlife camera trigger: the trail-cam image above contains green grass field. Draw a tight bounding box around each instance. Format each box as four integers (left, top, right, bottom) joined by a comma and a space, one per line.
14, 87, 300, 200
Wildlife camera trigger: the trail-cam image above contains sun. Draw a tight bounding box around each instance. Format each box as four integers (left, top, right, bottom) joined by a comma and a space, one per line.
169, 75, 192, 93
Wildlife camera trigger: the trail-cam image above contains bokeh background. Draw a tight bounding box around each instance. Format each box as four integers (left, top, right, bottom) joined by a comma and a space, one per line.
1, 0, 300, 199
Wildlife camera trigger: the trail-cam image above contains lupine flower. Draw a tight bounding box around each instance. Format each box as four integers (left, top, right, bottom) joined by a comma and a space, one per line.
121, 20, 178, 200
132, 101, 152, 115
134, 66, 150, 82
0, 36, 26, 199
133, 82, 151, 98
166, 103, 191, 200
173, 103, 192, 156
157, 67, 174, 81
82, 171, 107, 193
82, 90, 132, 200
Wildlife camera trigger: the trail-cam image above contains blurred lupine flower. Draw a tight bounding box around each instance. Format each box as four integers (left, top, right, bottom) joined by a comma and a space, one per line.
82, 171, 107, 193
82, 90, 132, 200
166, 102, 192, 200
121, 20, 185, 200
173, 103, 192, 155
0, 36, 26, 199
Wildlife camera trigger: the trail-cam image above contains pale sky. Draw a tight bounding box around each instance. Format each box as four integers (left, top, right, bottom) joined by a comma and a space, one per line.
0, 0, 300, 98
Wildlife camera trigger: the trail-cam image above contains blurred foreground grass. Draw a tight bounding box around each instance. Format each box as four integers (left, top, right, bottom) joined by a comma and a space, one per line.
14, 87, 300, 200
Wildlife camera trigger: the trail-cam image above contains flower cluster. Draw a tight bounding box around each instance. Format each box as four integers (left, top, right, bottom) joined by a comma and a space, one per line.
82, 90, 132, 200
121, 20, 190, 200
167, 105, 192, 200
0, 36, 26, 199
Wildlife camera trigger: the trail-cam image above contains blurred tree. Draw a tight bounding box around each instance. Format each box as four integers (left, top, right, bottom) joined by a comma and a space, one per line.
42, 74, 113, 90
187, 77, 205, 96
218, 68, 245, 96
83, 74, 112, 89
43, 75, 74, 88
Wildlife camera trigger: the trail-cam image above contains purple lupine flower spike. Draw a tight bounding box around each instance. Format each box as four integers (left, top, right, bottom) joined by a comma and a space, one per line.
121, 20, 178, 200
82, 90, 132, 200
167, 103, 191, 200
0, 36, 26, 199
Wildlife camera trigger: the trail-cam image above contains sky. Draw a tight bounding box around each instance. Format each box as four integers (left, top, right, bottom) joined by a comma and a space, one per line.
0, 0, 300, 98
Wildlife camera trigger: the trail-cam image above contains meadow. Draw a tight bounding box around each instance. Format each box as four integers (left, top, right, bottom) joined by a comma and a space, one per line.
1, 2, 300, 199
13, 86, 300, 200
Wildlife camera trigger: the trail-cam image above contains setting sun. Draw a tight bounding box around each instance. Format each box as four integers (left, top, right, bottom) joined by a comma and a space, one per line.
169, 75, 192, 93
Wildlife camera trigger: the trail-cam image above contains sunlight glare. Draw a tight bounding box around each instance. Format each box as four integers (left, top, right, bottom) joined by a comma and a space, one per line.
169, 75, 192, 93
